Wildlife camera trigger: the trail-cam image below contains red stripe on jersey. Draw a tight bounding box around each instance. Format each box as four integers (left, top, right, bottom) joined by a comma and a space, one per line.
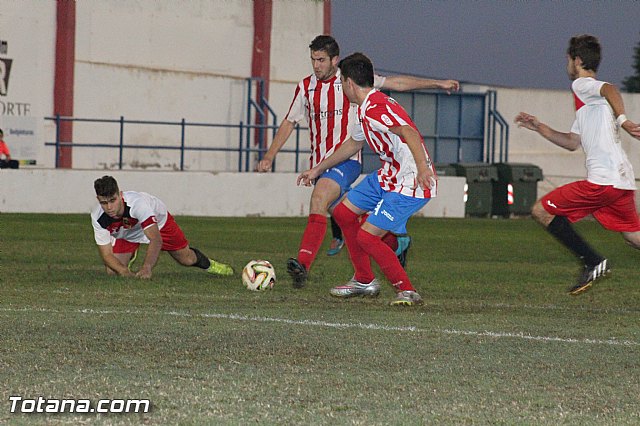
287, 73, 358, 168
338, 93, 350, 152
141, 215, 158, 229
286, 84, 302, 119
312, 81, 323, 166
325, 81, 336, 154
573, 92, 585, 111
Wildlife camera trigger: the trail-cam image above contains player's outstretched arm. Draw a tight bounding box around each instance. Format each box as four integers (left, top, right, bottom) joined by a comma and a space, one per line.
600, 83, 640, 140
621, 118, 640, 140
514, 112, 581, 151
382, 76, 460, 94
257, 119, 296, 172
297, 137, 364, 186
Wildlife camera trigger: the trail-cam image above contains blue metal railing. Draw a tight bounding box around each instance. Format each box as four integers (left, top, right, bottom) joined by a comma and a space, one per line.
486, 90, 509, 163
44, 85, 509, 171
44, 115, 311, 172
246, 77, 279, 170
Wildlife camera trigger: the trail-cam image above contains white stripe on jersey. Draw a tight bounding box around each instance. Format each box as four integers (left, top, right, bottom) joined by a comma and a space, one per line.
284, 70, 360, 168
358, 90, 434, 198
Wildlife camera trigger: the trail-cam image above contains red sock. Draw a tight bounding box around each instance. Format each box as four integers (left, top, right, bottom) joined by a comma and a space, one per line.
361, 213, 396, 251
332, 203, 374, 283
381, 232, 398, 251
357, 229, 415, 292
297, 214, 327, 270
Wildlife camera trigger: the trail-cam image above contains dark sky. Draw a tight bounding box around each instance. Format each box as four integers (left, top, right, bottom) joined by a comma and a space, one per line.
332, 0, 640, 90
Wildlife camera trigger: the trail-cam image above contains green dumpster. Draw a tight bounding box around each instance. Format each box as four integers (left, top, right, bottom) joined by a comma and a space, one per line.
491, 163, 544, 217
454, 163, 498, 217
434, 163, 457, 177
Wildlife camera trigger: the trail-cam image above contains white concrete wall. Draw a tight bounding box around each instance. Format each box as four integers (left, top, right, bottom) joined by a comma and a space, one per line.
0, 170, 466, 218
2, 1, 640, 212
494, 87, 640, 197
0, 1, 323, 171
0, 1, 56, 163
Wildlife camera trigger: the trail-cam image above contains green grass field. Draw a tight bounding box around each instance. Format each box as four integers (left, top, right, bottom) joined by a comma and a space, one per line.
1, 213, 639, 425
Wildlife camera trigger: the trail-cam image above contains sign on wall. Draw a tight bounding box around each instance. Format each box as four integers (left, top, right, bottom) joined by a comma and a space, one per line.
0, 38, 38, 164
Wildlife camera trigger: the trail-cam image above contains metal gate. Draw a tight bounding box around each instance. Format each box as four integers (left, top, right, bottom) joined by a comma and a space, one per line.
361, 90, 508, 173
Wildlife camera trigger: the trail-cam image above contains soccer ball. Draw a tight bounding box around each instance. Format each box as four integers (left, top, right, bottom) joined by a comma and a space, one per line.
242, 260, 276, 291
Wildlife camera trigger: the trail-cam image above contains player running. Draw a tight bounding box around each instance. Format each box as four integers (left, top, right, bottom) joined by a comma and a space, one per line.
257, 35, 458, 288
298, 52, 437, 306
515, 34, 640, 295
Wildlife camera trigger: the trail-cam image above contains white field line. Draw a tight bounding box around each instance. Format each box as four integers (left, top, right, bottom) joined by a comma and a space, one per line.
1, 306, 639, 347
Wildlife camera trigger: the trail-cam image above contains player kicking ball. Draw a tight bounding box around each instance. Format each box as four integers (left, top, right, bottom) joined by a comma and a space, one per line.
298, 53, 437, 306
91, 175, 233, 279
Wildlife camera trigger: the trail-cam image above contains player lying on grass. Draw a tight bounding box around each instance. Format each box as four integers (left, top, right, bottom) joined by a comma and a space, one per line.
91, 175, 233, 279
515, 34, 640, 295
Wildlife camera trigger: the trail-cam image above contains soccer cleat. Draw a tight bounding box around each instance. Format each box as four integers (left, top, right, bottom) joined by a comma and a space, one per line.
389, 290, 424, 306
327, 238, 344, 256
329, 277, 380, 298
568, 259, 610, 295
127, 249, 138, 271
395, 235, 412, 267
207, 259, 234, 276
287, 258, 308, 288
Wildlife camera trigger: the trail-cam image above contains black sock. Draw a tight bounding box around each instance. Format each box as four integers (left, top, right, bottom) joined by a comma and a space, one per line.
330, 216, 343, 240
546, 216, 604, 266
191, 247, 211, 269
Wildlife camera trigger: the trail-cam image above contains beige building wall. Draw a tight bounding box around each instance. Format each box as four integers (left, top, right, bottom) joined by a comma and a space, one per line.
1, 1, 640, 211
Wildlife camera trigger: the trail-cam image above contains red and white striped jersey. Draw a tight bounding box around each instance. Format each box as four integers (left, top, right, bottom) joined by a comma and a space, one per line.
91, 191, 169, 245
351, 89, 436, 199
285, 71, 386, 168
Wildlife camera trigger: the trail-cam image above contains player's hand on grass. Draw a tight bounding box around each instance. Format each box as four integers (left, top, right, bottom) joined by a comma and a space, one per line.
135, 267, 153, 279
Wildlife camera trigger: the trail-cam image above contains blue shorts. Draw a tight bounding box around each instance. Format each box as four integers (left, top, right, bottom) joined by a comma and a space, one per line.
318, 159, 361, 208
346, 172, 429, 234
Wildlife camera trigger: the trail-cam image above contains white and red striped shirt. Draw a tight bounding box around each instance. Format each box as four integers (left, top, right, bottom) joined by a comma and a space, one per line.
351, 89, 436, 199
285, 71, 386, 168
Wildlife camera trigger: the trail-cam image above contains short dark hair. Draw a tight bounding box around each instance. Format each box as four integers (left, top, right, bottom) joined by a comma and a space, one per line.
0, 128, 3, 136
338, 52, 374, 87
94, 175, 119, 197
309, 35, 339, 58
567, 34, 601, 72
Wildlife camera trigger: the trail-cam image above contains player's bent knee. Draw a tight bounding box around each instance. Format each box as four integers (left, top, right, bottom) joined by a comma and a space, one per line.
622, 232, 640, 250
531, 201, 553, 226
169, 247, 197, 266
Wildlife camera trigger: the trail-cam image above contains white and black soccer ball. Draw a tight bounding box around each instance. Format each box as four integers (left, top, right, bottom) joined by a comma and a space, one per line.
241, 260, 276, 291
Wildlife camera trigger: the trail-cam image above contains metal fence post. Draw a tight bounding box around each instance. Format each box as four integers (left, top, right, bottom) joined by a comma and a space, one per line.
55, 114, 61, 168
238, 121, 244, 172
119, 116, 124, 169
180, 118, 186, 171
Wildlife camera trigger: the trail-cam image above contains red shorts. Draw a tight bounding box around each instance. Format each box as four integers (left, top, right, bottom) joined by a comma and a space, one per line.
112, 213, 190, 253
541, 180, 640, 232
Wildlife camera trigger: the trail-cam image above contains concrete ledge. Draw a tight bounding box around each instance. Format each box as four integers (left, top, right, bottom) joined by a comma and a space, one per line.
0, 169, 466, 218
